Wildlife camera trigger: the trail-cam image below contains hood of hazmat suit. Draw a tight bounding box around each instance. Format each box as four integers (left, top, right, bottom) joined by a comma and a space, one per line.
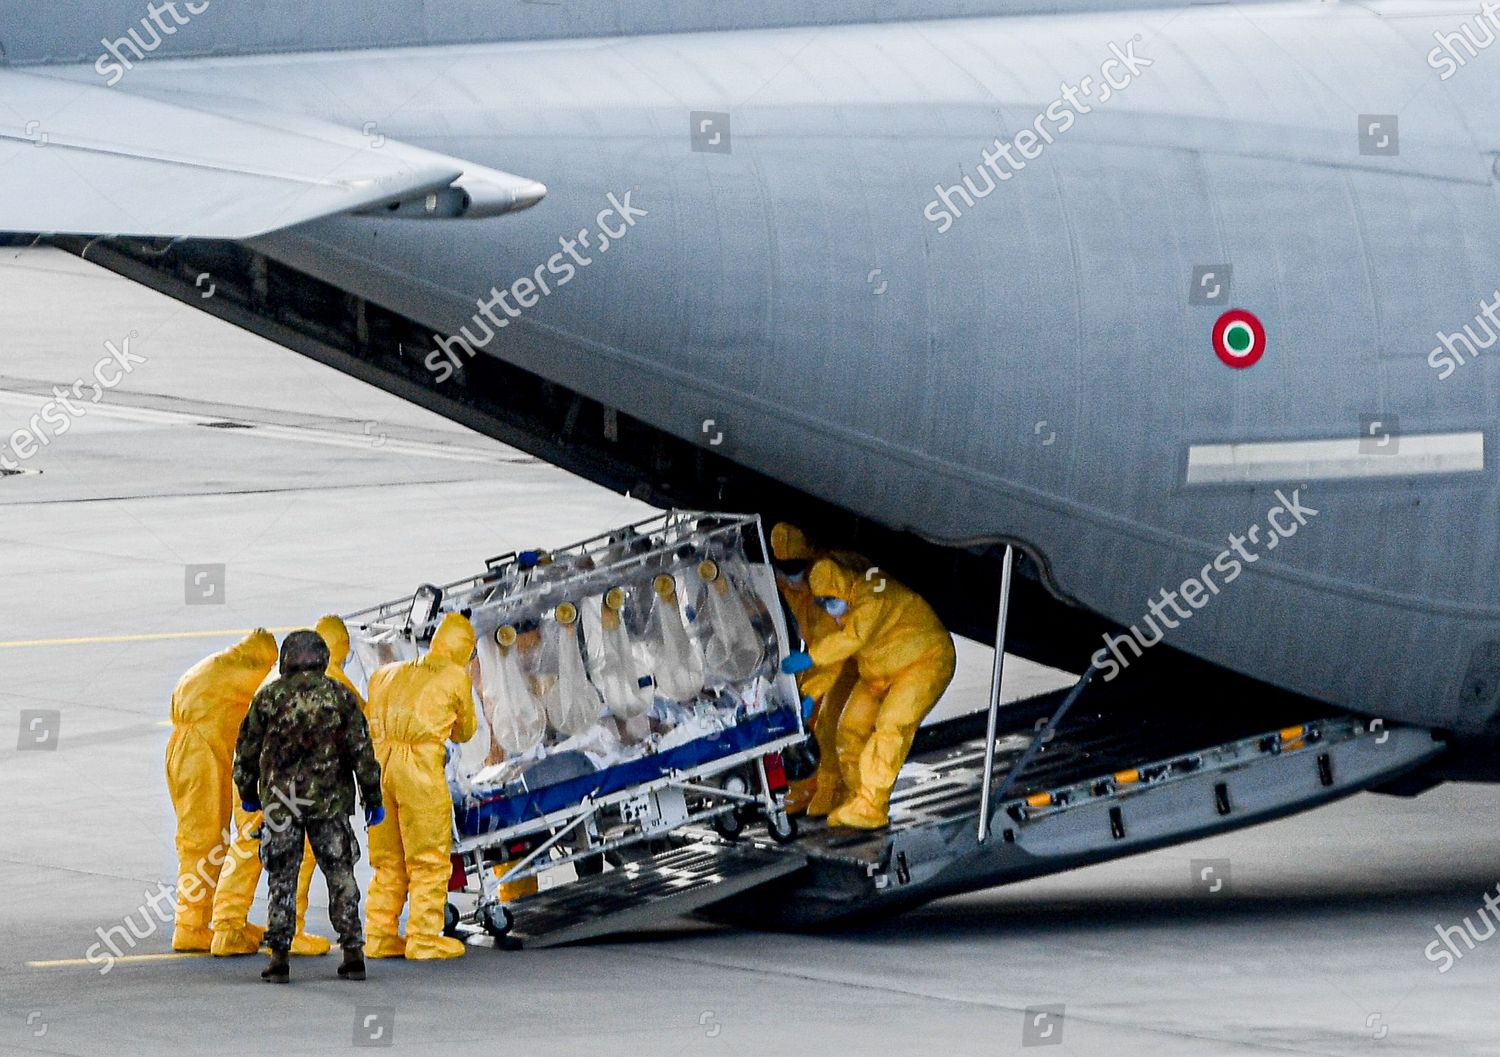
771, 522, 873, 640
771, 523, 819, 637
170, 629, 280, 745
771, 522, 816, 562
317, 614, 365, 707
806, 560, 952, 679
368, 612, 478, 747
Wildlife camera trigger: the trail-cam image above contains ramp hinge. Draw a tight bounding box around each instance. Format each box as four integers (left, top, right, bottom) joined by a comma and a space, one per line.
1108, 805, 1125, 840
1214, 782, 1232, 816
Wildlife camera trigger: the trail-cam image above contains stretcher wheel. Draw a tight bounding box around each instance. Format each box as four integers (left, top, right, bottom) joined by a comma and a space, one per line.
713, 811, 743, 841
576, 852, 605, 877
444, 902, 460, 935
479, 903, 513, 938
767, 812, 799, 844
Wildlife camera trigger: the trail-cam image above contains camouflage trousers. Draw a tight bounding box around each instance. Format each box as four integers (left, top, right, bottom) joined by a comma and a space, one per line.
260, 816, 363, 952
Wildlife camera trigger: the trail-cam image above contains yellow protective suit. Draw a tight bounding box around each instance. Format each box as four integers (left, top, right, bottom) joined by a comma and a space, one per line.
770, 523, 865, 817
165, 629, 280, 951
799, 661, 861, 817
806, 559, 956, 829
365, 613, 478, 960
210, 616, 365, 957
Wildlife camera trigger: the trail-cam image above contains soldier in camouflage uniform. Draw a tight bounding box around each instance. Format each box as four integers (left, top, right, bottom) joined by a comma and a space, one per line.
233, 630, 383, 983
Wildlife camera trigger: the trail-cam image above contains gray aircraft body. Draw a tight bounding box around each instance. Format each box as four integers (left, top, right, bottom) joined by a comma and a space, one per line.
2, 0, 1497, 747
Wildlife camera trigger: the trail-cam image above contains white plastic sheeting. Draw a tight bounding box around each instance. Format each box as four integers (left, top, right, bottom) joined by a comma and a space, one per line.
694, 559, 766, 685
643, 573, 706, 702
345, 513, 802, 803
475, 624, 547, 759
540, 603, 605, 737
591, 587, 655, 721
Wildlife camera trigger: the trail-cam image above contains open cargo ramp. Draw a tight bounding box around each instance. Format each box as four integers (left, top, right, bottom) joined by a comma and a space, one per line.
492, 844, 807, 949
696, 696, 1445, 930
461, 691, 1442, 945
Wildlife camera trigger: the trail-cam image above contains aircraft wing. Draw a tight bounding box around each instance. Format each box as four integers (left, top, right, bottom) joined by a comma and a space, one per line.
0, 68, 546, 239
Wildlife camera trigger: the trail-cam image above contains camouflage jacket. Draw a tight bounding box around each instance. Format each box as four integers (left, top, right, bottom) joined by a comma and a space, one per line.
233, 671, 382, 820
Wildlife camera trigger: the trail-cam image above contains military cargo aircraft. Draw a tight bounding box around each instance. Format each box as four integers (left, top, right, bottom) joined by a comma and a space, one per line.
1, 0, 1493, 932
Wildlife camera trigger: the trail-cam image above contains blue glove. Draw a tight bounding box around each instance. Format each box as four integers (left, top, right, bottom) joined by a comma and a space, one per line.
241, 799, 262, 813
365, 805, 386, 827
801, 695, 816, 723
781, 651, 814, 675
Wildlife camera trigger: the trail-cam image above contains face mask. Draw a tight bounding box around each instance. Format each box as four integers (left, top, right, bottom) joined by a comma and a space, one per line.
819, 597, 850, 619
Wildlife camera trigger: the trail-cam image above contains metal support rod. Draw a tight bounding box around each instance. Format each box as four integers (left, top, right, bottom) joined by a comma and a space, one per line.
977, 545, 1015, 844
671, 780, 762, 804
470, 849, 494, 905
991, 665, 1099, 808
485, 805, 595, 895
754, 754, 777, 816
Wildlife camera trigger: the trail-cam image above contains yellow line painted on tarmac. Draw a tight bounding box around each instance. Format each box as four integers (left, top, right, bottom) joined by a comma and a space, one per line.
0, 627, 300, 649
28, 952, 210, 969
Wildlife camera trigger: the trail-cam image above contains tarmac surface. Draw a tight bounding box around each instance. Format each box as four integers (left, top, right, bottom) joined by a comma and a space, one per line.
2, 247, 1498, 1056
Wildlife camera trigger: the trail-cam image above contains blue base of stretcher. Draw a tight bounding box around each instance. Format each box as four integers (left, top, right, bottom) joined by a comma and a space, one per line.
459, 708, 800, 837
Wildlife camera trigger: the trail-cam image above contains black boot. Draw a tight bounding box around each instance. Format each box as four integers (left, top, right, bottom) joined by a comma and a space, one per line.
261, 948, 290, 984
337, 945, 366, 981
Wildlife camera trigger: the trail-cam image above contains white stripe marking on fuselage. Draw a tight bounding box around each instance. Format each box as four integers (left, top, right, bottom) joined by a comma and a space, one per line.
1185, 432, 1484, 485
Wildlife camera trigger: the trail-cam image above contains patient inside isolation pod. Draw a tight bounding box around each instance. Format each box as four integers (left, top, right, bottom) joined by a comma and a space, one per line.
447, 524, 801, 811
474, 617, 547, 767
692, 558, 770, 686
590, 586, 655, 742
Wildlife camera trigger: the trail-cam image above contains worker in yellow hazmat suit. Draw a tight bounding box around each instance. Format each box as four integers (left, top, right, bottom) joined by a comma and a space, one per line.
211, 616, 364, 957
364, 612, 478, 960
769, 523, 866, 817
796, 652, 862, 817
166, 629, 280, 951
780, 559, 956, 829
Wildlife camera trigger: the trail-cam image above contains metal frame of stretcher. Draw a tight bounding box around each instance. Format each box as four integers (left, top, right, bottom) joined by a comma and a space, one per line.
452, 724, 807, 937
344, 510, 781, 639
343, 510, 810, 940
